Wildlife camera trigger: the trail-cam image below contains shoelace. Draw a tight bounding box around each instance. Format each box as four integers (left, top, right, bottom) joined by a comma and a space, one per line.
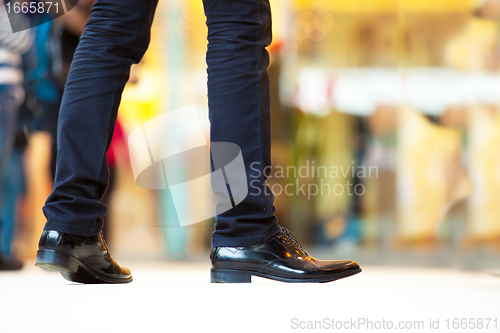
99, 231, 112, 258
278, 227, 309, 256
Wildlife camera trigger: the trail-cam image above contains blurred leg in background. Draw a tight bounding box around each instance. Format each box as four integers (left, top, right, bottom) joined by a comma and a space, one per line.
0, 9, 32, 270
0, 85, 24, 270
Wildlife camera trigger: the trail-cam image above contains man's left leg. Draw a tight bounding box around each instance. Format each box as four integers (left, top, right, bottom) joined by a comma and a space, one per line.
204, 0, 362, 283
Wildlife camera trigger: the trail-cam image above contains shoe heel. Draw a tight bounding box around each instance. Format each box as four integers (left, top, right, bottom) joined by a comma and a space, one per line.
35, 249, 79, 273
210, 269, 252, 283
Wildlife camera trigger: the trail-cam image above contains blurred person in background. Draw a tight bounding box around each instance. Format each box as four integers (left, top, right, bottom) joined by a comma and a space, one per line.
0, 2, 31, 270
35, 0, 362, 284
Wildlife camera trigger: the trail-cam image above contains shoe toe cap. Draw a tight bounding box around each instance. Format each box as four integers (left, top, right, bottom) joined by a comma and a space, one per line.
121, 265, 132, 277
320, 259, 361, 274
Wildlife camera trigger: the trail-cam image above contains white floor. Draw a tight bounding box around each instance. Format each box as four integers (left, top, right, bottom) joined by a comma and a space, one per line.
1, 262, 499, 333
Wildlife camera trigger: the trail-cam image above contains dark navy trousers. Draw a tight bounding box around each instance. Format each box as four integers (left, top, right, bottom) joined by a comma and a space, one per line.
42, 0, 281, 247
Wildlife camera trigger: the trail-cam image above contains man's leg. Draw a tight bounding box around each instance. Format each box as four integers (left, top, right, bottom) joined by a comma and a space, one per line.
204, 0, 362, 283
36, 0, 158, 284
42, 0, 158, 236
204, 0, 281, 248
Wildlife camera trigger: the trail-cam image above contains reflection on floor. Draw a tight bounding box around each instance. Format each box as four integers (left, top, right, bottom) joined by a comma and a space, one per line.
1, 261, 499, 333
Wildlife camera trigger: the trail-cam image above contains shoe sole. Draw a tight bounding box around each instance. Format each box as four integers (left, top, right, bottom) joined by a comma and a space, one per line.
210, 267, 362, 283
35, 249, 132, 284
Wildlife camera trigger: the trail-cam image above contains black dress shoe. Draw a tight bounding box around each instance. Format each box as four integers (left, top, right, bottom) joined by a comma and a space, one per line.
210, 227, 361, 283
35, 230, 132, 284
0, 254, 23, 271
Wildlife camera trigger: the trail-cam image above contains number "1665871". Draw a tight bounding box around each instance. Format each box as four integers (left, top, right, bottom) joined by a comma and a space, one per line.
6, 2, 59, 14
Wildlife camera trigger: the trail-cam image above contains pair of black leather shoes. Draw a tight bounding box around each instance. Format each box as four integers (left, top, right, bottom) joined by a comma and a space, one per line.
35, 227, 361, 284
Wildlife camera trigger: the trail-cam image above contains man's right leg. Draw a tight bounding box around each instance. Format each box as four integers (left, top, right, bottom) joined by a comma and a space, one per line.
36, 0, 158, 284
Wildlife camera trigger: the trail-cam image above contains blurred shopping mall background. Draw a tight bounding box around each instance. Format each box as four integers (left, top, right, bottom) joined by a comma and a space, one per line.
2, 0, 500, 270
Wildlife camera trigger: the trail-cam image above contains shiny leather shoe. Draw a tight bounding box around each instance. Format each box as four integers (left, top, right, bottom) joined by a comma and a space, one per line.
210, 227, 361, 283
35, 230, 132, 284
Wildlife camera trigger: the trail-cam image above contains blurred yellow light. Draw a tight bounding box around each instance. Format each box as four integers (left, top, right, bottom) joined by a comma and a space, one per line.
291, 0, 481, 13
